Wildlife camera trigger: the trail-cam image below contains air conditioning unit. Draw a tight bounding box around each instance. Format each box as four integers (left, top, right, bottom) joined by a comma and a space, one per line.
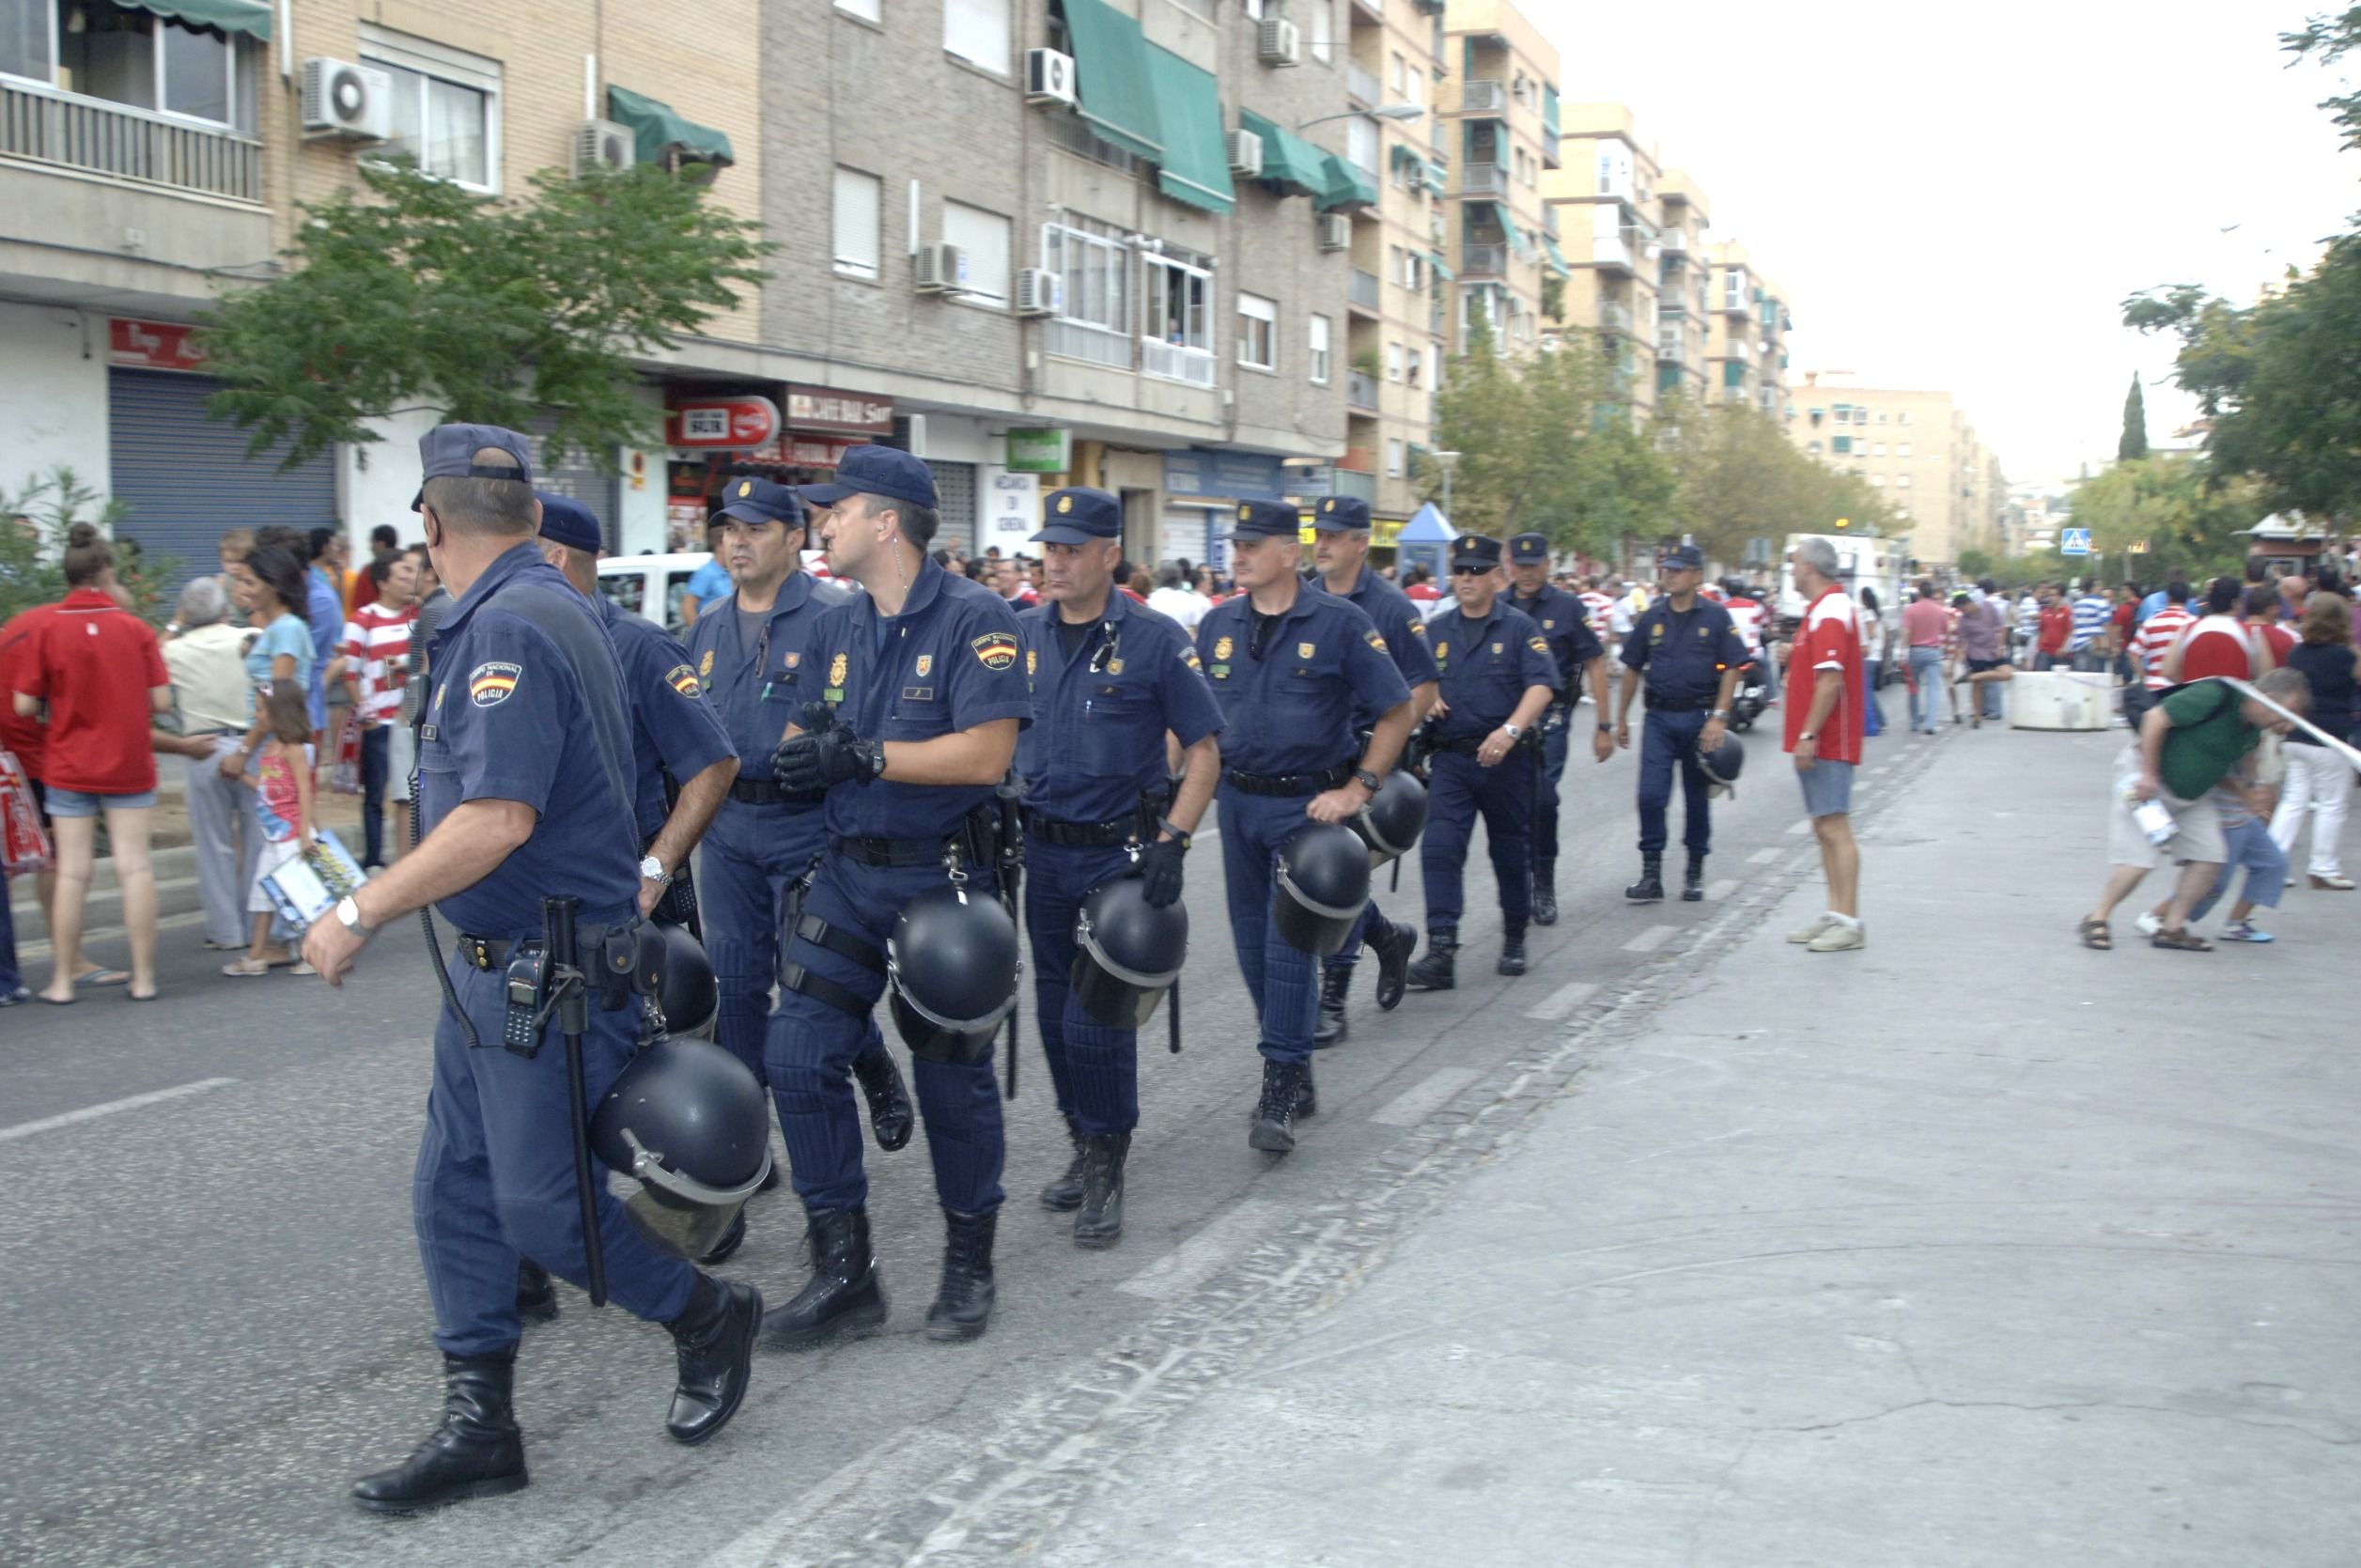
914, 242, 971, 294
1016, 269, 1064, 318
1025, 47, 1077, 107
1227, 128, 1265, 179
1258, 18, 1301, 66
1317, 213, 1351, 251
300, 56, 393, 141
571, 118, 634, 178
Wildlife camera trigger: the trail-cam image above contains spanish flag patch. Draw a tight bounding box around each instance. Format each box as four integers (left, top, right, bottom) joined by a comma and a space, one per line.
468, 660, 522, 707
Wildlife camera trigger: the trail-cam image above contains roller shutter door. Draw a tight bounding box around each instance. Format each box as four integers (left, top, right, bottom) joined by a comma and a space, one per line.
924, 459, 976, 553
108, 369, 339, 586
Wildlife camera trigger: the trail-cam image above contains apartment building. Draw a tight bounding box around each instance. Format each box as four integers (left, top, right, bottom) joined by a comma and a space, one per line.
1541, 102, 1658, 416
1704, 241, 1793, 421
1438, 0, 1560, 365
1788, 374, 2007, 572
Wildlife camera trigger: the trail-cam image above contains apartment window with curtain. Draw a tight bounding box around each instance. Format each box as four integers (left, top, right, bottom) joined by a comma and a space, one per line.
1308, 314, 1331, 384
942, 0, 1009, 73
1346, 114, 1378, 176
1385, 439, 1405, 478
360, 27, 499, 190
833, 167, 882, 279
1385, 342, 1404, 381
1042, 217, 1130, 367
1236, 291, 1278, 372
3, 0, 257, 129
1143, 251, 1215, 386
942, 200, 1011, 306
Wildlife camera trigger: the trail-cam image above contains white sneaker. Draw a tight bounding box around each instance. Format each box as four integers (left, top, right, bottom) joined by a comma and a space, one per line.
1807, 921, 1865, 953
2133, 911, 2163, 938
1788, 913, 1836, 944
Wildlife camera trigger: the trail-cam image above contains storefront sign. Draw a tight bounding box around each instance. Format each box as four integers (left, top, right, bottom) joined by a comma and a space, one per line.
109, 318, 205, 371
785, 385, 893, 435
666, 396, 782, 448
1003, 428, 1069, 474
1162, 448, 1288, 504
985, 469, 1040, 551
736, 434, 859, 469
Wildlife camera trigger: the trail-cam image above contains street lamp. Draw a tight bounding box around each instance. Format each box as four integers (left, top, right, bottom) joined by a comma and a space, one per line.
1432, 449, 1461, 523
1297, 103, 1425, 131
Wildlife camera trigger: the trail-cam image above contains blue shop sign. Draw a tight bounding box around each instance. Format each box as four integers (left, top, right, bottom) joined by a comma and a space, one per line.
1164, 447, 1288, 503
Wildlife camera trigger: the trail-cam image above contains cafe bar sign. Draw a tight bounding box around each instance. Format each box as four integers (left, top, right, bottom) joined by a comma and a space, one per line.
785, 385, 893, 435
666, 395, 781, 449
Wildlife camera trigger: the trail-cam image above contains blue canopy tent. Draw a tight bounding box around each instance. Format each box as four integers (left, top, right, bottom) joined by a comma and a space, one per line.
1395, 502, 1455, 586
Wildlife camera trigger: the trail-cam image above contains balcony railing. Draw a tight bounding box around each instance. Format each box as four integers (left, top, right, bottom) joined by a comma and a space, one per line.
1656, 332, 1685, 364
1346, 371, 1381, 411
1, 82, 262, 203
1660, 226, 1689, 255
1460, 162, 1507, 195
1540, 129, 1561, 168
1540, 204, 1560, 237
1349, 268, 1381, 311
1045, 318, 1131, 370
1461, 242, 1507, 278
1598, 300, 1632, 334
1347, 61, 1381, 105
1460, 79, 1507, 114
1331, 467, 1377, 505
1142, 338, 1218, 387
1591, 229, 1636, 273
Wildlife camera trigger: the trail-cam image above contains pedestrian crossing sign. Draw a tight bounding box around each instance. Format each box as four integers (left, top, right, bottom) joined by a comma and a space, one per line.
2060, 528, 2091, 556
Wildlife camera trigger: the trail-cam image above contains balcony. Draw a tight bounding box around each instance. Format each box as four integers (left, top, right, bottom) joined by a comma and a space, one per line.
1330, 467, 1378, 505
1590, 229, 1637, 275
1339, 443, 1378, 473
1540, 204, 1560, 238
1, 83, 263, 203
1460, 79, 1507, 114
1347, 61, 1382, 106
1660, 226, 1689, 256
1656, 332, 1685, 364
1460, 162, 1507, 195
1346, 372, 1381, 412
1349, 268, 1381, 314
1717, 292, 1749, 317
1460, 242, 1507, 279
1540, 128, 1561, 169
1142, 339, 1218, 388
1598, 300, 1632, 334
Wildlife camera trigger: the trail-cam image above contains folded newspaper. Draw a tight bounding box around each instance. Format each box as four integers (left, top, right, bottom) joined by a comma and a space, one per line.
259, 828, 369, 928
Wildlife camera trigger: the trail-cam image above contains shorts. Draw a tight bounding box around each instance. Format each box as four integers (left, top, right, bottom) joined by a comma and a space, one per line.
1796, 758, 1855, 817
389, 723, 415, 803
46, 786, 159, 817
249, 834, 303, 916
2105, 747, 2228, 869
1966, 658, 2005, 675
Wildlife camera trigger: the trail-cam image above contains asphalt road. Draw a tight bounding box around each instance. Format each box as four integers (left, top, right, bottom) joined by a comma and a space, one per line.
0, 712, 1944, 1567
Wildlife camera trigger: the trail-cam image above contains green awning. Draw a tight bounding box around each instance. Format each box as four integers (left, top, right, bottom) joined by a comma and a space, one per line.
607, 85, 735, 169
1059, 0, 1165, 163
116, 0, 272, 39
1478, 198, 1525, 253
1143, 45, 1233, 213
1425, 157, 1448, 190
1428, 249, 1454, 282
1389, 143, 1422, 173
1542, 235, 1571, 276
1542, 85, 1560, 136
1316, 152, 1377, 213
1239, 109, 1328, 197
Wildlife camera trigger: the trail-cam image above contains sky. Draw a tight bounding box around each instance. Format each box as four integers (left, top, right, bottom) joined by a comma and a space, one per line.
1536, 0, 2358, 493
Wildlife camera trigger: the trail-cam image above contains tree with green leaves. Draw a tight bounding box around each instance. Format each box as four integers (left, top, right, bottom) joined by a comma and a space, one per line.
2285, 8, 2361, 152
197, 162, 770, 474
2119, 372, 2149, 461
1655, 400, 1896, 567
0, 468, 159, 625
2067, 454, 2257, 582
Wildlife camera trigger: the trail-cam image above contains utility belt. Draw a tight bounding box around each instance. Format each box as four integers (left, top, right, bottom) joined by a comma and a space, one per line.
454, 917, 656, 1055
1222, 760, 1354, 798
782, 801, 1008, 1019
1643, 692, 1716, 714
728, 777, 801, 806
1021, 787, 1168, 849
1429, 727, 1539, 757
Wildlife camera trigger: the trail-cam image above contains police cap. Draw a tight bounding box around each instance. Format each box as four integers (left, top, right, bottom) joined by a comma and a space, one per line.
412, 423, 534, 510
1230, 499, 1301, 539
713, 475, 803, 528
536, 492, 602, 554
1507, 532, 1550, 565
1658, 543, 1706, 571
1313, 495, 1372, 532
797, 443, 939, 512
1451, 535, 1505, 573
1033, 487, 1121, 546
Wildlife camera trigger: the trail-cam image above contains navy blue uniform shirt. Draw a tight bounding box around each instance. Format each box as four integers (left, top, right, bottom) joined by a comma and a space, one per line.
1320, 566, 1438, 725
418, 543, 640, 936
795, 555, 1033, 840
1620, 595, 1748, 705
598, 595, 737, 841
1507, 581, 1604, 700
1017, 590, 1224, 824
682, 572, 851, 783
1194, 585, 1411, 776
1427, 600, 1561, 741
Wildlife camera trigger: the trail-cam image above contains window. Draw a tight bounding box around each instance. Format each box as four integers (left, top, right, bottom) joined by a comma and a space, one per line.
1898, 442, 1913, 457
1869, 474, 1885, 488
832, 167, 882, 279
1346, 113, 1378, 176
1807, 441, 1822, 456
1308, 313, 1331, 384
1143, 252, 1215, 385
1872, 442, 1886, 458
1236, 290, 1277, 372
1241, 0, 1263, 15
1831, 436, 1852, 455
8, 2, 250, 129
1042, 217, 1130, 366
942, 199, 1011, 306
1, 0, 51, 83
942, 0, 1009, 73
1305, 0, 1332, 64
1899, 411, 1913, 425
1428, 344, 1442, 387
362, 28, 498, 190
1406, 348, 1424, 389
1386, 341, 1405, 381
1385, 438, 1406, 478
837, 0, 882, 21
1390, 54, 1406, 93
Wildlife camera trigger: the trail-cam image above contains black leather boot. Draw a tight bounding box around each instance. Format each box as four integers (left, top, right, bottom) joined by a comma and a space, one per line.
1533, 861, 1559, 925
350, 1353, 527, 1514
665, 1271, 762, 1445
1682, 854, 1705, 903
1369, 919, 1417, 1010
925, 1209, 998, 1342
1498, 922, 1528, 977
1295, 1062, 1318, 1120
1406, 928, 1457, 992
1072, 1133, 1129, 1250
1248, 1060, 1309, 1154
515, 1258, 558, 1325
760, 1208, 887, 1351
850, 1042, 915, 1152
1313, 967, 1351, 1048
1625, 854, 1665, 903
1039, 1117, 1087, 1212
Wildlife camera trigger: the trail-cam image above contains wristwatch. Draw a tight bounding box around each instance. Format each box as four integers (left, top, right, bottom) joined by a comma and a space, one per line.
639, 854, 671, 886
1352, 767, 1382, 792
1502, 722, 1523, 739
1798, 731, 1817, 743
1596, 722, 1614, 733
1158, 817, 1193, 851
1709, 708, 1730, 721
334, 894, 373, 936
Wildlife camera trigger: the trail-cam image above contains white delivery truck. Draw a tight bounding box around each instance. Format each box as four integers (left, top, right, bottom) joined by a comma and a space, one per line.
1775, 532, 1907, 672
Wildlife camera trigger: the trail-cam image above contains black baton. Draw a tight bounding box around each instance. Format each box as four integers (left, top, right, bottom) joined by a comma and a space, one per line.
547, 895, 606, 1309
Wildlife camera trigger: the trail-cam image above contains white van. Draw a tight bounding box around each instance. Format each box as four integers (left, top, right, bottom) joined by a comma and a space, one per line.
595, 552, 717, 636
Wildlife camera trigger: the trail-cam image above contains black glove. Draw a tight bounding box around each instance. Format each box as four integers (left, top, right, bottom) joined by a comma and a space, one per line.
1132, 835, 1187, 908
774, 724, 884, 795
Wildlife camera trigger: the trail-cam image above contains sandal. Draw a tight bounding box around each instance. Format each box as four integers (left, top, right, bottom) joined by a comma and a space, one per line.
221, 957, 273, 977
2151, 927, 2213, 953
2077, 916, 2112, 950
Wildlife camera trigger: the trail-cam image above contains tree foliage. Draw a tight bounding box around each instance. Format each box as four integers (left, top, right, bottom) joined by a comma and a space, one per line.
0, 468, 145, 625
2284, 8, 2361, 154
2066, 454, 2257, 582
2119, 372, 2149, 462
197, 162, 770, 473
1655, 400, 1897, 567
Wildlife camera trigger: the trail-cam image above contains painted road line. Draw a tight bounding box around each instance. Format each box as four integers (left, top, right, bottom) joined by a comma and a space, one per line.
1623, 924, 1678, 954
1748, 847, 1783, 865
1370, 1066, 1484, 1126
0, 1078, 237, 1145
1118, 1198, 1283, 1300
1785, 817, 1812, 835
1703, 878, 1740, 902
1522, 981, 1599, 1023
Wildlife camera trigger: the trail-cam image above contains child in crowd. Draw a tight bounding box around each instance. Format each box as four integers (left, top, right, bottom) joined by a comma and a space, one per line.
225, 681, 315, 978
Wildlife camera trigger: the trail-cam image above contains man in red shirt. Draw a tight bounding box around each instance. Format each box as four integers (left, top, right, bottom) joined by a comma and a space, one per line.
2165, 576, 2271, 685
1782, 536, 1867, 952
2036, 583, 2074, 671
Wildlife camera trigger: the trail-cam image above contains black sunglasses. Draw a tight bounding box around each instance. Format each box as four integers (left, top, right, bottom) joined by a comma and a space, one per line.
1452, 564, 1492, 576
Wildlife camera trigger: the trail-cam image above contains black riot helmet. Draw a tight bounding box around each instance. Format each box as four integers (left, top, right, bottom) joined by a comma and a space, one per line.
1349, 768, 1428, 865
1701, 732, 1745, 800
1272, 822, 1372, 957
653, 922, 718, 1038
1071, 875, 1188, 1028
888, 884, 1020, 1063
590, 1037, 772, 1262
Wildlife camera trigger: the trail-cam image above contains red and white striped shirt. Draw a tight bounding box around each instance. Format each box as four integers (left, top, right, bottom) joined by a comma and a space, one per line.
1577, 590, 1614, 637
2134, 604, 2194, 691
339, 602, 417, 722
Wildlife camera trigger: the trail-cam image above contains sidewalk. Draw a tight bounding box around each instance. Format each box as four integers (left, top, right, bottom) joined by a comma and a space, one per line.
1025, 726, 2361, 1566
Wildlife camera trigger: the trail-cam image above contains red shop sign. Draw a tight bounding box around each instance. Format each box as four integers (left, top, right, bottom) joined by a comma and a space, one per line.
110, 318, 206, 371
666, 395, 782, 448
784, 385, 893, 435
745, 434, 858, 469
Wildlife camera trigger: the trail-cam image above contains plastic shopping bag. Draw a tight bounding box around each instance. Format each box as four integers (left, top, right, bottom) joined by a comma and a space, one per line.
0, 748, 53, 876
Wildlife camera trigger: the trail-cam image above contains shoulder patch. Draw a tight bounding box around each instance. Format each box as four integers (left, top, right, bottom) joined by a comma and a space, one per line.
971, 631, 1018, 671
1364, 629, 1389, 654
664, 662, 702, 697
1180, 645, 1202, 671
467, 660, 521, 707
1408, 619, 1427, 637
1529, 636, 1549, 655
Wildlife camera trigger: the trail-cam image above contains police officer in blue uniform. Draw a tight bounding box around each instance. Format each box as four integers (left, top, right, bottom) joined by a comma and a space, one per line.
1613, 543, 1747, 903
303, 426, 760, 1514
1308, 494, 1435, 1046
758, 445, 1033, 1346
1504, 532, 1611, 925
1196, 499, 1413, 1155
1016, 487, 1223, 1248
1403, 536, 1560, 989
681, 476, 913, 1155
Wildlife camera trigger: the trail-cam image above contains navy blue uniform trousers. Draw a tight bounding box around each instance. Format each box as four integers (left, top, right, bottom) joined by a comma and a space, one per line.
1421, 750, 1536, 930
1218, 786, 1319, 1066
414, 960, 695, 1358
1531, 713, 1571, 868
766, 856, 1005, 1215
1637, 708, 1714, 856
1024, 840, 1142, 1138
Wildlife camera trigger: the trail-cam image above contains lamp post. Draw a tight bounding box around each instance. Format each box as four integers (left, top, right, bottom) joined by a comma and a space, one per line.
1432, 448, 1461, 525
1297, 103, 1425, 132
